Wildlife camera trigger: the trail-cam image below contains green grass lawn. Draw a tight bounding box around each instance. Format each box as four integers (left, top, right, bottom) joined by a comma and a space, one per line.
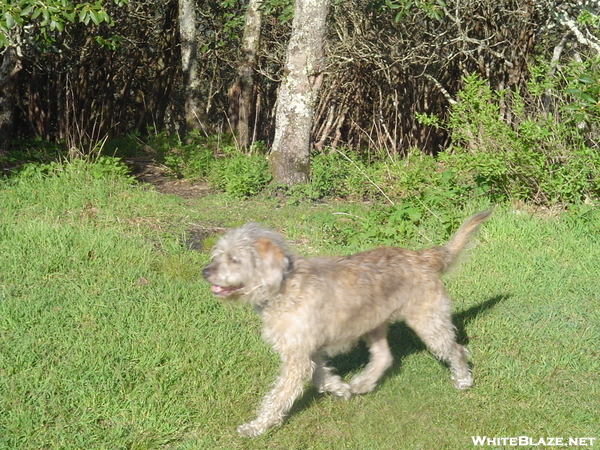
1, 165, 598, 449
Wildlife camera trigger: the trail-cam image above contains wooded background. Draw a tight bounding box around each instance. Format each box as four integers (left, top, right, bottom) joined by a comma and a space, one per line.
1, 0, 598, 169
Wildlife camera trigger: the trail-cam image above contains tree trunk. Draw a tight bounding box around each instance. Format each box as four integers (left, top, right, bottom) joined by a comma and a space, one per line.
269, 0, 330, 185
0, 48, 21, 155
229, 0, 263, 148
178, 0, 205, 133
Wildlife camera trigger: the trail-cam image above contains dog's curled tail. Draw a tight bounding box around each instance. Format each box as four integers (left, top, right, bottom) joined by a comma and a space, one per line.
437, 209, 492, 273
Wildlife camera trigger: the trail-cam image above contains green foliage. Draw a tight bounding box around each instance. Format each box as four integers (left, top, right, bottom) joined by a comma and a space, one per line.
150, 131, 217, 180
565, 71, 600, 123
414, 111, 442, 128
285, 150, 372, 202
439, 73, 600, 204
149, 132, 272, 198
13, 155, 133, 183
271, 147, 488, 248
321, 178, 479, 251
372, 0, 446, 22
219, 0, 246, 41
0, 137, 63, 169
0, 0, 126, 48
370, 151, 436, 197
208, 145, 272, 198
322, 203, 427, 250
260, 0, 294, 22
528, 55, 600, 130
102, 133, 144, 158
308, 151, 352, 198
283, 148, 487, 251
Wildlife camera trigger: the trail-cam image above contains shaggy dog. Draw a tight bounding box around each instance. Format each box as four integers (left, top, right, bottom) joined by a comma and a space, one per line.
202, 210, 491, 437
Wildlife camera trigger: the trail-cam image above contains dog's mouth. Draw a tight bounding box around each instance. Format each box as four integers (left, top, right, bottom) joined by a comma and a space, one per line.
210, 284, 244, 297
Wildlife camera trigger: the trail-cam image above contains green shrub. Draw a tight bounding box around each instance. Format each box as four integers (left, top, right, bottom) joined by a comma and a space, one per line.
208, 147, 272, 198
0, 138, 65, 169
310, 155, 485, 251
150, 131, 217, 179
285, 150, 374, 202
14, 156, 133, 183
529, 54, 600, 133
312, 190, 482, 253
439, 73, 600, 204
369, 150, 440, 198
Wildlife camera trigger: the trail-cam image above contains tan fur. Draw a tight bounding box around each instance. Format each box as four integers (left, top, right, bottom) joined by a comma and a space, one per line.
202, 210, 492, 437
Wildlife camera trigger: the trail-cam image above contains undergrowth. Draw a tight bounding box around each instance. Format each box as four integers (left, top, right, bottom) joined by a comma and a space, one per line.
139, 73, 600, 209
437, 73, 600, 204
207, 145, 272, 198
146, 131, 272, 198
4, 61, 597, 248
148, 130, 217, 179
129, 64, 600, 211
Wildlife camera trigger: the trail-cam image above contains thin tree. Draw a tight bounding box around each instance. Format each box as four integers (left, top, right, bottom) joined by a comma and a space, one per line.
178, 0, 206, 133
268, 0, 330, 185
229, 0, 263, 148
0, 47, 20, 154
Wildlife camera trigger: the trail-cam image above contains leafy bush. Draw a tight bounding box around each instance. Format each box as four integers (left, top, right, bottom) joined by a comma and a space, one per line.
530, 54, 600, 133
0, 138, 65, 170
439, 73, 600, 204
312, 189, 482, 253
285, 150, 374, 201
370, 150, 440, 198
308, 155, 485, 251
208, 146, 272, 198
327, 203, 427, 249
150, 131, 217, 179
14, 156, 133, 183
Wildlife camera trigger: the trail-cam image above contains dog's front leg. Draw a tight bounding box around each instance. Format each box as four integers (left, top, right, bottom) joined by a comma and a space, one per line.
237, 356, 313, 438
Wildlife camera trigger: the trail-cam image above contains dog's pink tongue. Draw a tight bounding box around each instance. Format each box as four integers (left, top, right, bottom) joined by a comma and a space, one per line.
211, 285, 226, 294
212, 285, 235, 295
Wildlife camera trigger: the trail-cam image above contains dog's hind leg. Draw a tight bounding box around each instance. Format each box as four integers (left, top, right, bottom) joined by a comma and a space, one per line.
237, 355, 313, 437
311, 353, 352, 399
350, 323, 393, 395
405, 299, 473, 390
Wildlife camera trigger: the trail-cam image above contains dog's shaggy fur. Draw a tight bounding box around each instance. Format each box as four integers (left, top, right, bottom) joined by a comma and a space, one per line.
203, 210, 491, 437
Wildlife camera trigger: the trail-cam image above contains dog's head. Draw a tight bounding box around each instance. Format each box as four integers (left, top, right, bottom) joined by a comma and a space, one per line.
202, 223, 291, 305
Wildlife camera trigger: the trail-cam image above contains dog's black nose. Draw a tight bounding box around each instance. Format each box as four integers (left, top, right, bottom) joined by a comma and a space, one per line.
202, 266, 211, 279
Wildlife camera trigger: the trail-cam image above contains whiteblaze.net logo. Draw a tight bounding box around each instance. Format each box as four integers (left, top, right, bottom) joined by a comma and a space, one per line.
471, 436, 596, 447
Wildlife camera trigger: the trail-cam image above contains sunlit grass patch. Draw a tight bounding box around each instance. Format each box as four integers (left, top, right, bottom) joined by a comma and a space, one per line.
1, 162, 598, 449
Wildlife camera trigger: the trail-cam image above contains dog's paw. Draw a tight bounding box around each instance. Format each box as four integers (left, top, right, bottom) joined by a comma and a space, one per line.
349, 376, 378, 395
452, 373, 473, 390
330, 383, 352, 400
237, 421, 268, 438
318, 379, 352, 400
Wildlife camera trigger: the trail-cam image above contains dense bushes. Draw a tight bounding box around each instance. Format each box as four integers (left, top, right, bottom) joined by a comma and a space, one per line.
146, 72, 599, 207
3, 54, 598, 253
149, 132, 271, 198
440, 73, 600, 204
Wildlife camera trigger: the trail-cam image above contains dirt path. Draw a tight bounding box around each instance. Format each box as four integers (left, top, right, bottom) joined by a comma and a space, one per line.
127, 157, 225, 251
128, 157, 212, 199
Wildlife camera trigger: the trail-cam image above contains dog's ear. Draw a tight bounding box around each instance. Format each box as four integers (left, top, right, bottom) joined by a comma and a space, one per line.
254, 238, 289, 290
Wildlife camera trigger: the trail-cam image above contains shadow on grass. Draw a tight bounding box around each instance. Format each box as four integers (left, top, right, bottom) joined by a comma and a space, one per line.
289, 294, 509, 417
454, 294, 510, 345
336, 293, 509, 376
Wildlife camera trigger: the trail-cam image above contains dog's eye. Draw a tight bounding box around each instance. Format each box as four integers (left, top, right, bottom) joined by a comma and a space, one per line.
228, 255, 241, 264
